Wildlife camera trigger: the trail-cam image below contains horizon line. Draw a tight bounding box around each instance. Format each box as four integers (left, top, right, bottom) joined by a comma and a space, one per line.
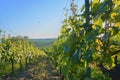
29, 37, 57, 39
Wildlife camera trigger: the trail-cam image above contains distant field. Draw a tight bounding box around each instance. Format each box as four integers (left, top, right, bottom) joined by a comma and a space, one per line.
29, 38, 56, 49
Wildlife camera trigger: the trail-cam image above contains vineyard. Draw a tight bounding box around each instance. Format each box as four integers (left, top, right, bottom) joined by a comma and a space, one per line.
48, 0, 120, 80
0, 30, 47, 79
0, 0, 120, 80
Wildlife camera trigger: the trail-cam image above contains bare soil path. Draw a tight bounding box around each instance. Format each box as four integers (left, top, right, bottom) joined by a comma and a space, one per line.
2, 57, 60, 80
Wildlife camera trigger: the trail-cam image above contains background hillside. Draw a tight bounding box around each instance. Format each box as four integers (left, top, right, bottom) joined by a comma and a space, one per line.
29, 38, 56, 49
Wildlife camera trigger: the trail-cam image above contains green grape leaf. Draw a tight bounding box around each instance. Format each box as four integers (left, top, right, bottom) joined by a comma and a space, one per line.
72, 49, 81, 63
64, 45, 70, 53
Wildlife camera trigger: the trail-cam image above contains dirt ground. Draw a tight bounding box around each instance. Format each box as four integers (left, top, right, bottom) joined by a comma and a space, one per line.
1, 57, 60, 80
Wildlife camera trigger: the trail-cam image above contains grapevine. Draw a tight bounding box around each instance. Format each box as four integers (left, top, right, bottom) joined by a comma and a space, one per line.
48, 0, 120, 80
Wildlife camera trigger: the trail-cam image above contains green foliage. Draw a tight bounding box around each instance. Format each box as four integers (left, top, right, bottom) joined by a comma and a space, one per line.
48, 0, 120, 80
0, 32, 44, 76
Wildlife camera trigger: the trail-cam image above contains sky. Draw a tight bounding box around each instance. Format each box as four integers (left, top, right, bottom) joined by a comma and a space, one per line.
0, 0, 84, 39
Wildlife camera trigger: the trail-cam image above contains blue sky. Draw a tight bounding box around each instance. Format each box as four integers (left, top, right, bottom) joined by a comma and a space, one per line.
0, 0, 84, 39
